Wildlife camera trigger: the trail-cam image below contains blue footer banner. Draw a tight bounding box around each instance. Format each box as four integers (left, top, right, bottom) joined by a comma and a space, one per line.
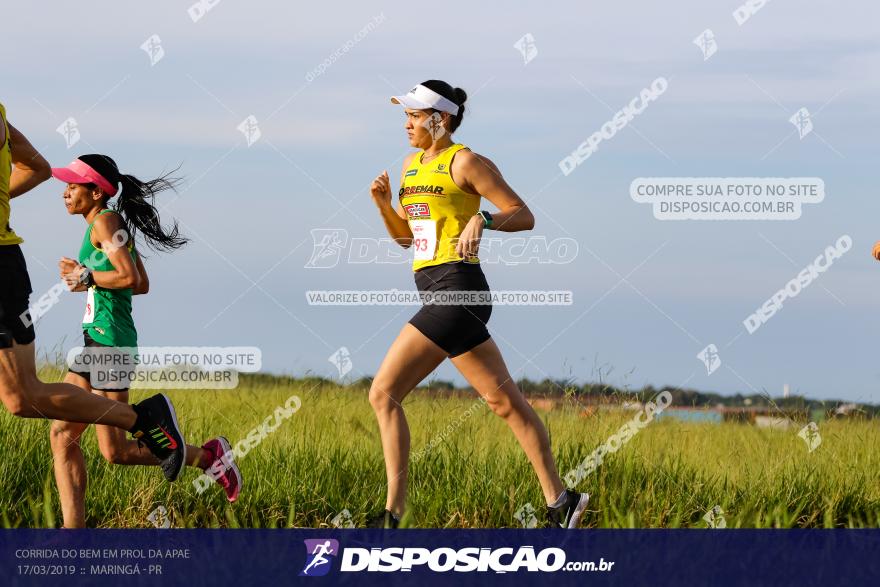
2, 530, 878, 586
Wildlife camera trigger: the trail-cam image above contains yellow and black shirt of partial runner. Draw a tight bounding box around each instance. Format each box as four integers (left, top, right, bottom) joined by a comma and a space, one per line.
0, 102, 23, 246
399, 143, 481, 272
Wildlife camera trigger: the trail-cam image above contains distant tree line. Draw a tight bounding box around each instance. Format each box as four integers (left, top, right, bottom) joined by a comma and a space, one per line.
236, 374, 878, 418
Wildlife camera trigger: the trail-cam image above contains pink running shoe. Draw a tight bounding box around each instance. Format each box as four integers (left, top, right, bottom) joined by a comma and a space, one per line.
202, 436, 242, 503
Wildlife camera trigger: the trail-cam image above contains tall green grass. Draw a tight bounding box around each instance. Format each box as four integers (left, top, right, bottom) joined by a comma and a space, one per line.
1, 371, 878, 528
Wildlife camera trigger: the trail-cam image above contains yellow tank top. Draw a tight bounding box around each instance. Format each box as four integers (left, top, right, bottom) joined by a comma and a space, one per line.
0, 102, 23, 246
399, 144, 480, 271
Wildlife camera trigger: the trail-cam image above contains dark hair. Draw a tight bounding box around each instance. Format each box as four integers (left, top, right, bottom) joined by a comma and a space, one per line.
421, 80, 467, 132
78, 154, 188, 253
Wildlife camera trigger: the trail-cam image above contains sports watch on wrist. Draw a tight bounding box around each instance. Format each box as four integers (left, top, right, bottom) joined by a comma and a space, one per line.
78, 266, 95, 288
477, 210, 493, 229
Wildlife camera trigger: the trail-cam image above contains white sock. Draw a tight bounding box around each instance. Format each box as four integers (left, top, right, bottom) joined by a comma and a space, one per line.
549, 490, 568, 509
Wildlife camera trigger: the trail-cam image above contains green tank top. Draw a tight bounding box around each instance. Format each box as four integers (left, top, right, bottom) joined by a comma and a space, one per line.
78, 210, 138, 348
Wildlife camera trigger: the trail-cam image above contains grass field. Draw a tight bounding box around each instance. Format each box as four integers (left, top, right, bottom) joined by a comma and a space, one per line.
1, 370, 878, 528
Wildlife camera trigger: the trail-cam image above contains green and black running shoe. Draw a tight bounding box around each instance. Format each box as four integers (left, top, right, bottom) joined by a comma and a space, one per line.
131, 394, 187, 481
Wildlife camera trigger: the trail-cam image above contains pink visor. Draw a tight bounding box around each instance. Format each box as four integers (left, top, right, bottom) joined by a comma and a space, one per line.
52, 159, 118, 196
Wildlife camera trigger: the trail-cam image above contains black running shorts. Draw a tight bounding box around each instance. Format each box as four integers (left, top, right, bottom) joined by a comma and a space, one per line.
68, 330, 136, 391
409, 262, 492, 357
0, 244, 35, 348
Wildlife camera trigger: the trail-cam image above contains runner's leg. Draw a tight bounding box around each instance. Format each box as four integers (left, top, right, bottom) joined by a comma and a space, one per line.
451, 337, 565, 504
48, 372, 94, 528
0, 341, 137, 428
93, 389, 205, 467
369, 324, 447, 517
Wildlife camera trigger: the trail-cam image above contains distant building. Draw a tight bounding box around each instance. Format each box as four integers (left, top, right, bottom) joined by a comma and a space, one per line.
656, 408, 722, 424
829, 403, 865, 419
753, 416, 793, 430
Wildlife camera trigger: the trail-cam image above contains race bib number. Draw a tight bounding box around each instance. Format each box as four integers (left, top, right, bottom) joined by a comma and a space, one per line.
410, 219, 437, 262
82, 288, 95, 324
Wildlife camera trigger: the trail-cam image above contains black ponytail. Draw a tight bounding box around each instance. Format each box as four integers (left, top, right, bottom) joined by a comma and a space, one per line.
75, 154, 188, 253
421, 80, 467, 132
114, 171, 188, 253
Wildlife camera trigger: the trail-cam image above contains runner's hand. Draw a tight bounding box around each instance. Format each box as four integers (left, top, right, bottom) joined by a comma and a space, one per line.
370, 170, 392, 208
456, 215, 484, 259
62, 266, 86, 292
59, 257, 79, 278
873, 241, 880, 261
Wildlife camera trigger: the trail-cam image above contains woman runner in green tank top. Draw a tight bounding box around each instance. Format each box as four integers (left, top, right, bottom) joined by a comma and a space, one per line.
48, 154, 242, 528
77, 208, 139, 348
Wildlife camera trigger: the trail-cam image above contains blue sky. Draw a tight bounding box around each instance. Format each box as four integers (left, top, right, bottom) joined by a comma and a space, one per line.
4, 0, 879, 403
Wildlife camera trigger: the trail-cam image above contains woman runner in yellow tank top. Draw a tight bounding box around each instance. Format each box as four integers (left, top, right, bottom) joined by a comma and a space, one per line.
367, 80, 589, 528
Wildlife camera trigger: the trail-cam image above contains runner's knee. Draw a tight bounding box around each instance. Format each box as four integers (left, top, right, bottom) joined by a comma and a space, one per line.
486, 383, 533, 422
0, 372, 38, 416
5, 399, 34, 417
50, 422, 83, 450
369, 380, 402, 414
98, 438, 128, 464
486, 393, 514, 420
1, 389, 38, 417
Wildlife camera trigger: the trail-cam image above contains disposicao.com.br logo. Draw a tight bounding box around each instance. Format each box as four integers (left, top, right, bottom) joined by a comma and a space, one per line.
300, 540, 613, 575
300, 539, 340, 577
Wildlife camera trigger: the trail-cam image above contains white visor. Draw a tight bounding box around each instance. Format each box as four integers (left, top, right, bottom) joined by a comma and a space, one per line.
390, 84, 461, 115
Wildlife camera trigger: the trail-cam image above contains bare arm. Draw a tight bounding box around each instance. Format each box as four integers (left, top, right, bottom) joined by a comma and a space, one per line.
452, 151, 535, 258
7, 123, 51, 198
371, 153, 416, 248
62, 214, 140, 291
455, 151, 535, 232
132, 255, 149, 295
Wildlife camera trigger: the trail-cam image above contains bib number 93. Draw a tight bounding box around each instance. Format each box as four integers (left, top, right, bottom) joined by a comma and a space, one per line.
410, 219, 437, 261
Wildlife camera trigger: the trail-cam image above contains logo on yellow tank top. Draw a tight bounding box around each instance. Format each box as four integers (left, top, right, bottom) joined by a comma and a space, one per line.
399, 185, 444, 197
403, 203, 431, 218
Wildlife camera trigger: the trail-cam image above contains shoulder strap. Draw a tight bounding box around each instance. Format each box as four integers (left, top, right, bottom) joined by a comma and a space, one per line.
436, 143, 467, 166
0, 102, 7, 149
86, 209, 125, 244
408, 150, 425, 169
88, 208, 117, 229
